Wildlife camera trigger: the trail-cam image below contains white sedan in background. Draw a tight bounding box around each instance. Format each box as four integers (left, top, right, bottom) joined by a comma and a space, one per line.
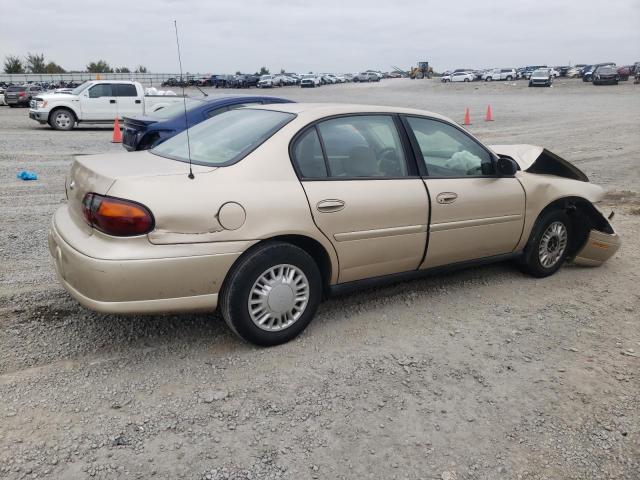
442, 71, 475, 82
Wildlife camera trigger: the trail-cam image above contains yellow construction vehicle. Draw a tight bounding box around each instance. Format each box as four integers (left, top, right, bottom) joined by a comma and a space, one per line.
409, 62, 432, 79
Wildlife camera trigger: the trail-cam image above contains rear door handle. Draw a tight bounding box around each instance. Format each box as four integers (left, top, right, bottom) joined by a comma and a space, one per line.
109, 99, 116, 104
317, 199, 345, 213
436, 192, 458, 204
135, 99, 141, 104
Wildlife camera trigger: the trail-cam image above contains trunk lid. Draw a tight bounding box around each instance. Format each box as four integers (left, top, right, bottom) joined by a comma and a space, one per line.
66, 151, 215, 233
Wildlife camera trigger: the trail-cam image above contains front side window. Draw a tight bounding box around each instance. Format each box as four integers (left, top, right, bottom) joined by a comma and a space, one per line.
405, 117, 493, 177
151, 108, 294, 166
88, 84, 113, 98
316, 115, 407, 178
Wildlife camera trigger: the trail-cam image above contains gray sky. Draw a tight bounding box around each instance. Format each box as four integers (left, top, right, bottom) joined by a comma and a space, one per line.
1, 0, 639, 73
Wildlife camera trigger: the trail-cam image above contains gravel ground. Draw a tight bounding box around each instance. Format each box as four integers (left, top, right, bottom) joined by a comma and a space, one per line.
1, 79, 639, 480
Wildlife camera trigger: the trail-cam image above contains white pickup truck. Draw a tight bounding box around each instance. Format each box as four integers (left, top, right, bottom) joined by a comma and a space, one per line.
29, 80, 186, 130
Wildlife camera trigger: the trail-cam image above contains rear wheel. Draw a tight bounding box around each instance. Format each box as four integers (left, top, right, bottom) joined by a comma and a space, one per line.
518, 210, 571, 278
49, 109, 75, 130
219, 242, 322, 346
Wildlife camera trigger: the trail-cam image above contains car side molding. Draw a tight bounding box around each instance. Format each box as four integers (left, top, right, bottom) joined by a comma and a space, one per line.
327, 252, 522, 297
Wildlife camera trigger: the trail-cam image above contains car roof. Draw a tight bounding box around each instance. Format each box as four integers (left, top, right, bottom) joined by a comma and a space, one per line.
250, 103, 452, 122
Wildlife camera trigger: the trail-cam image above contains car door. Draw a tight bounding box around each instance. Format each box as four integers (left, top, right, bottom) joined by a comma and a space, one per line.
402, 116, 525, 269
82, 83, 118, 120
290, 114, 430, 283
113, 83, 141, 118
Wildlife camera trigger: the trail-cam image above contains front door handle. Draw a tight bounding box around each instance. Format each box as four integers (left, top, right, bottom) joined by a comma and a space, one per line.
317, 199, 345, 213
436, 192, 458, 204
109, 99, 116, 104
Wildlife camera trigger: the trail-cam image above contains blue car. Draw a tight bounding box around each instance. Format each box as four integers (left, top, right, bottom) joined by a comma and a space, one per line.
122, 95, 293, 151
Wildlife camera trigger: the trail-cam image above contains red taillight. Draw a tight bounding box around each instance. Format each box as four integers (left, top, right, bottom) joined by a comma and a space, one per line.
18, 92, 25, 97
82, 193, 154, 236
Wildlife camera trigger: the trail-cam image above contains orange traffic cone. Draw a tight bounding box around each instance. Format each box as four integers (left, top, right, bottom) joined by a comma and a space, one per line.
485, 104, 494, 121
111, 117, 122, 143
463, 107, 471, 126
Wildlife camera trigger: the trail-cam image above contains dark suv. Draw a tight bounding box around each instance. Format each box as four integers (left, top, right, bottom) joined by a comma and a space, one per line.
592, 65, 620, 85
5, 84, 43, 107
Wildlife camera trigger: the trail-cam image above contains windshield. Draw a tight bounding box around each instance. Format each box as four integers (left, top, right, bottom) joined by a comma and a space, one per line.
302, 75, 315, 79
148, 98, 205, 119
71, 82, 91, 95
151, 108, 295, 166
532, 70, 548, 76
261, 75, 272, 80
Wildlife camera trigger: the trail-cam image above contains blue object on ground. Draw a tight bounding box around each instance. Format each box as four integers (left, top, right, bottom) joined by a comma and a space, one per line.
17, 170, 38, 181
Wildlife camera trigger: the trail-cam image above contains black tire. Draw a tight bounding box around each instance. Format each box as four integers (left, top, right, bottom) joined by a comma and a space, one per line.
528, 82, 533, 87
49, 108, 75, 130
518, 209, 571, 278
506, 76, 513, 81
219, 241, 322, 346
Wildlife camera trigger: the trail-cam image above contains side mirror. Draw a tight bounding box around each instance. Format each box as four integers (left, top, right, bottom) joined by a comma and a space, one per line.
496, 156, 519, 176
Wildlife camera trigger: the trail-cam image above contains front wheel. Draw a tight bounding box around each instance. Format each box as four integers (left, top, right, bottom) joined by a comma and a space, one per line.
219, 242, 322, 346
49, 109, 75, 130
518, 210, 571, 278
506, 76, 513, 81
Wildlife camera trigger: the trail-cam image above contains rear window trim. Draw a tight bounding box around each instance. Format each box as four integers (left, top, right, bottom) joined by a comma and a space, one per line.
150, 109, 296, 167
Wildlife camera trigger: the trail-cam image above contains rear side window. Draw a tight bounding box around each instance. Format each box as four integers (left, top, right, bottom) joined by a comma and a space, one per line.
293, 128, 327, 178
89, 84, 113, 98
7, 86, 26, 92
151, 108, 295, 166
115, 84, 137, 96
317, 116, 407, 178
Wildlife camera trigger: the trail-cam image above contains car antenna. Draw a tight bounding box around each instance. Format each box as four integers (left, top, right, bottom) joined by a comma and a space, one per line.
173, 20, 194, 179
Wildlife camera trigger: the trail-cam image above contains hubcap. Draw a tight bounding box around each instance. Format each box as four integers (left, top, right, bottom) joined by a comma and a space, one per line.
56, 113, 71, 128
538, 221, 568, 268
248, 264, 309, 332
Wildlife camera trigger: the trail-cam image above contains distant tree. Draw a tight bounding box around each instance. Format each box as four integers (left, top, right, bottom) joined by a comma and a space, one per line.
280, 68, 285, 74
114, 66, 131, 73
26, 52, 47, 73
258, 66, 270, 75
235, 71, 241, 75
135, 65, 148, 73
44, 62, 66, 74
86, 60, 113, 73
3, 55, 24, 73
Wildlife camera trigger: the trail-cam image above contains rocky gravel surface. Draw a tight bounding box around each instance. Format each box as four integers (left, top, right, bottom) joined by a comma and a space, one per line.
1, 79, 639, 479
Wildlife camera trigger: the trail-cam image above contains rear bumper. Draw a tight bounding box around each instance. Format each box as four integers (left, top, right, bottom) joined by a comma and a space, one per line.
573, 229, 621, 267
48, 208, 246, 314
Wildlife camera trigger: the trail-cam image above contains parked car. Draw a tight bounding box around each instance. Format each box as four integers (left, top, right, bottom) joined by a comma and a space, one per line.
582, 63, 616, 82
258, 75, 278, 88
616, 65, 633, 81
353, 72, 380, 82
522, 66, 548, 80
28, 81, 184, 130
566, 67, 581, 78
5, 84, 43, 107
50, 103, 620, 346
209, 75, 230, 88
592, 65, 620, 85
529, 68, 553, 87
0, 87, 6, 106
447, 71, 475, 82
122, 95, 293, 151
482, 68, 516, 81
228, 75, 259, 88
300, 74, 321, 88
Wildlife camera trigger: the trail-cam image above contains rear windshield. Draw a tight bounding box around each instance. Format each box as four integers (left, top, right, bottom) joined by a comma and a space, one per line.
148, 98, 205, 119
7, 86, 26, 92
151, 108, 295, 166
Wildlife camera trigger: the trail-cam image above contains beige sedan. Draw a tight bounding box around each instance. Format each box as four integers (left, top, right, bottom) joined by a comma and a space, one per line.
49, 104, 621, 345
